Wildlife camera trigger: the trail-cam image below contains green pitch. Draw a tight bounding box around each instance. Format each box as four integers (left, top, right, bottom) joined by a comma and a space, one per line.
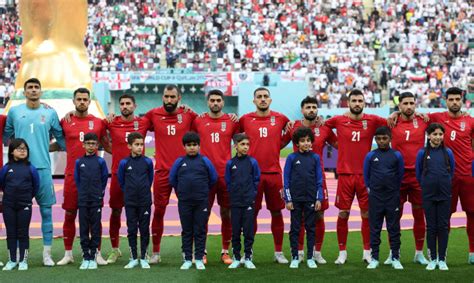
1, 229, 473, 282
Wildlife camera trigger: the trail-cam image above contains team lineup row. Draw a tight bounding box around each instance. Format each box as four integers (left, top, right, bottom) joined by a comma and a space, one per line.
0, 78, 472, 271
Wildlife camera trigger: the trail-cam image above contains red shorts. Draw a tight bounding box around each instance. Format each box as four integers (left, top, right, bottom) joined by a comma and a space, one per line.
451, 174, 474, 213
255, 173, 285, 211
335, 174, 368, 211
153, 170, 173, 208
320, 178, 329, 211
62, 174, 78, 210
109, 173, 124, 209
208, 176, 230, 208
400, 170, 423, 206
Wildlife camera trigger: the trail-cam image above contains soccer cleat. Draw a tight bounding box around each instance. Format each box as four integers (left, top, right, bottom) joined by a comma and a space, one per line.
366, 259, 379, 269
414, 253, 429, 265
124, 259, 139, 269
362, 250, 372, 263
426, 260, 437, 271
221, 253, 233, 265
57, 253, 74, 265
149, 253, 161, 264
95, 252, 108, 265
274, 252, 289, 264
289, 259, 299, 269
313, 252, 327, 264
2, 261, 17, 271
180, 260, 193, 270
0, 261, 3, 266
18, 260, 28, 271
140, 259, 151, 269
391, 259, 404, 270
298, 250, 304, 263
195, 260, 206, 270
106, 249, 122, 264
79, 260, 90, 270
438, 260, 448, 271
244, 259, 256, 269
88, 260, 98, 270
384, 251, 393, 265
228, 260, 241, 269
469, 253, 474, 264
306, 259, 317, 269
334, 250, 347, 265
43, 254, 55, 267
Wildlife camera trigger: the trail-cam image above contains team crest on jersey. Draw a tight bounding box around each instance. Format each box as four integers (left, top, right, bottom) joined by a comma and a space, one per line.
40, 115, 46, 124
460, 122, 465, 131
177, 114, 183, 124
133, 121, 139, 130
314, 128, 320, 137
221, 122, 227, 132
270, 116, 276, 126
413, 118, 419, 129
88, 121, 94, 130
362, 120, 367, 130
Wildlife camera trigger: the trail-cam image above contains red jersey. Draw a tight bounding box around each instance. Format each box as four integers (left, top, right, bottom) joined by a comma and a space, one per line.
0, 115, 6, 166
429, 112, 474, 176
192, 113, 239, 176
105, 116, 150, 173
325, 114, 386, 174
239, 111, 289, 173
391, 116, 429, 170
145, 107, 197, 171
61, 115, 107, 174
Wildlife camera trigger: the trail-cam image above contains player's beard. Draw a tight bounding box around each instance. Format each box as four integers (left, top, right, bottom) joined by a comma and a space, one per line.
448, 105, 460, 114
210, 105, 222, 114
304, 113, 317, 121
401, 109, 414, 118
75, 106, 88, 114
349, 106, 363, 115
121, 109, 132, 117
163, 102, 178, 113
257, 106, 269, 112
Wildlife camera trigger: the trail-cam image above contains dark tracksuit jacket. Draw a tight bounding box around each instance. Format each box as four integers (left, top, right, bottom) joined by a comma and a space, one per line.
169, 153, 217, 261
117, 154, 154, 259
0, 162, 39, 262
363, 148, 404, 260
74, 154, 109, 260
416, 146, 455, 261
283, 150, 323, 259
224, 154, 260, 260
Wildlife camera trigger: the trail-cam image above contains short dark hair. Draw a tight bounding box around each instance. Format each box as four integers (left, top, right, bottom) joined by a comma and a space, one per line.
119, 94, 136, 104
233, 133, 249, 144
375, 126, 392, 138
300, 96, 318, 108
73, 87, 91, 98
127, 132, 144, 145
292, 126, 314, 145
426, 122, 445, 135
253, 87, 270, 97
164, 84, 181, 96
8, 138, 30, 164
207, 89, 224, 100
348, 89, 364, 98
182, 131, 200, 145
24, 78, 41, 89
445, 87, 463, 98
399, 92, 415, 103
83, 132, 99, 142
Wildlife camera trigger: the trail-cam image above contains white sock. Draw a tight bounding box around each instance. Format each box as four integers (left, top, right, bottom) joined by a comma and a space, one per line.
415, 250, 423, 255
65, 250, 73, 257
221, 249, 228, 254
298, 250, 304, 254
275, 251, 283, 255
43, 246, 52, 255
470, 252, 474, 256
314, 251, 321, 256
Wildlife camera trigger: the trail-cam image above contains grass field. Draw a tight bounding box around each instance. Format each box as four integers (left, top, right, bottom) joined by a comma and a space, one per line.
1, 229, 473, 282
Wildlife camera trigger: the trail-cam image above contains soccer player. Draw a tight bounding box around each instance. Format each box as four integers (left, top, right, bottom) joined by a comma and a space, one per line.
3, 78, 66, 266
389, 92, 430, 265
56, 88, 109, 266
103, 94, 149, 264
239, 87, 291, 263
324, 89, 387, 264
192, 89, 239, 264
427, 87, 474, 263
145, 84, 197, 263
283, 96, 337, 264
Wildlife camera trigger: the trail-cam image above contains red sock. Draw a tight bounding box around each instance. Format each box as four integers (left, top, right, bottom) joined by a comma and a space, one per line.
63, 211, 77, 250
315, 217, 325, 252
361, 217, 370, 250
271, 212, 284, 252
221, 215, 232, 250
412, 208, 426, 251
109, 212, 121, 249
466, 212, 474, 252
151, 206, 167, 253
298, 221, 305, 250
336, 216, 348, 251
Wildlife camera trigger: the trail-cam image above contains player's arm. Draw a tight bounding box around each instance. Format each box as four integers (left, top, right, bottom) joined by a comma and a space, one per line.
363, 152, 373, 190
144, 109, 155, 131
324, 116, 338, 130
30, 165, 40, 197
280, 115, 292, 148
281, 127, 292, 148
203, 157, 218, 186
325, 126, 338, 149
313, 154, 323, 201
283, 154, 294, 203
146, 157, 154, 187
395, 151, 405, 187
415, 149, 425, 183
168, 158, 183, 189
251, 158, 261, 191
50, 111, 66, 150
100, 158, 109, 197
117, 159, 126, 191
139, 116, 151, 136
